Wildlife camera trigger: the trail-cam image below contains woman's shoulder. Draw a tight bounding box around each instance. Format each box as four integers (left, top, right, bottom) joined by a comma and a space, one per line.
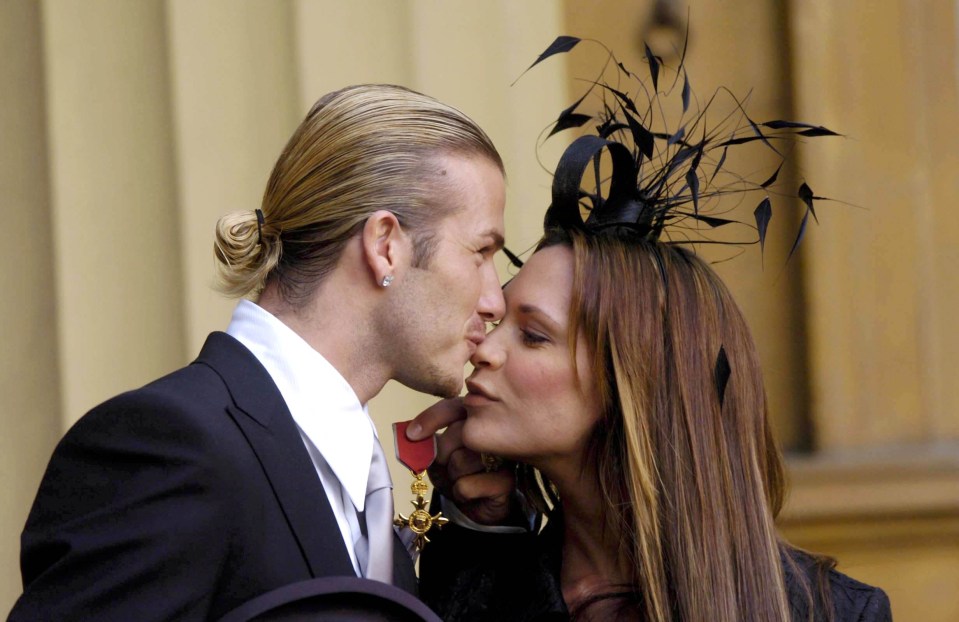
420, 519, 568, 622
784, 548, 892, 622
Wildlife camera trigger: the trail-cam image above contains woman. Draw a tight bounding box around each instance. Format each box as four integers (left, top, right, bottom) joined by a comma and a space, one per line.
418, 39, 891, 622
422, 228, 890, 621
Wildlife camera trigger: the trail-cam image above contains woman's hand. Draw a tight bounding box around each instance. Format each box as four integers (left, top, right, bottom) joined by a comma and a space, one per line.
406, 398, 515, 525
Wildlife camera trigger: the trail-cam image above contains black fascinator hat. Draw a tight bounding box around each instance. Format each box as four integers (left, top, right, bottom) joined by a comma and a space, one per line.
510, 35, 840, 267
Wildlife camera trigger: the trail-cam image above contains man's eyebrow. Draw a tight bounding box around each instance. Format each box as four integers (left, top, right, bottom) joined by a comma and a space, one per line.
481, 231, 505, 251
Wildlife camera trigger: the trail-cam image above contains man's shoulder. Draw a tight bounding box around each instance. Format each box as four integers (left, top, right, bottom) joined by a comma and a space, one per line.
66, 333, 254, 443
90, 331, 256, 412
87, 358, 227, 423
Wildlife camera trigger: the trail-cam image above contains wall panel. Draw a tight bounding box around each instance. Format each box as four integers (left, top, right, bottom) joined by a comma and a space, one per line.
42, 0, 186, 426
167, 0, 301, 354
0, 2, 62, 614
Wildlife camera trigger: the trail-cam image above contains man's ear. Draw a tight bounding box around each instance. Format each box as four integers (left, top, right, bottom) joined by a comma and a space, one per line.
362, 210, 407, 287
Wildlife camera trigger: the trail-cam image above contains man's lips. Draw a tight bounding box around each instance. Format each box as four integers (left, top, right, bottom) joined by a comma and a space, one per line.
466, 333, 484, 356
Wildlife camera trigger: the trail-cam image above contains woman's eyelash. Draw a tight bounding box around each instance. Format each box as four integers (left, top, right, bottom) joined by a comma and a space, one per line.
486, 321, 547, 345
520, 329, 548, 345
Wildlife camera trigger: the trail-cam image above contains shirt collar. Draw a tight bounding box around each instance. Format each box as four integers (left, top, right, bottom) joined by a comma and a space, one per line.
226, 299, 382, 511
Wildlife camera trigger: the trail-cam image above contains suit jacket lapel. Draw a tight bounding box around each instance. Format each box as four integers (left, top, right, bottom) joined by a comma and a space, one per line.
195, 332, 355, 580
392, 531, 418, 595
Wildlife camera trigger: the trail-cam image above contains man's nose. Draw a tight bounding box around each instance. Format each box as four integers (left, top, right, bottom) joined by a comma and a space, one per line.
476, 262, 505, 322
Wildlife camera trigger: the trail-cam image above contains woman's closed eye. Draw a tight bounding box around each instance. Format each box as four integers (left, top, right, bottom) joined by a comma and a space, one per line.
520, 328, 549, 346
485, 320, 547, 345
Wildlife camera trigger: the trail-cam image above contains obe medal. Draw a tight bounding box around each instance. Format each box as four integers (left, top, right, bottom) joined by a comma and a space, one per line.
392, 420, 449, 551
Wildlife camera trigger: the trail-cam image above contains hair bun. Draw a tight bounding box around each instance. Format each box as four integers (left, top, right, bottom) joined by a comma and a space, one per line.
213, 210, 280, 297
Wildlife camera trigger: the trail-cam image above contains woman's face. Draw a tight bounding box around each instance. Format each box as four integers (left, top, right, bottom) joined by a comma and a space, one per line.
462, 245, 602, 469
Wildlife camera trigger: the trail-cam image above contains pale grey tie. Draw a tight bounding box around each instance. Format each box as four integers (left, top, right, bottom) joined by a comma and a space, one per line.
355, 440, 394, 584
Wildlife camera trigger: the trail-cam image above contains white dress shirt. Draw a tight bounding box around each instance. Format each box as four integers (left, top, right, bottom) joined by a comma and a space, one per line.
226, 299, 387, 577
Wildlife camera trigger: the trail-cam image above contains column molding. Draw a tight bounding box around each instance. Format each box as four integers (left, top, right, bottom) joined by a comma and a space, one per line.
41, 0, 186, 426
166, 0, 301, 355
0, 1, 62, 614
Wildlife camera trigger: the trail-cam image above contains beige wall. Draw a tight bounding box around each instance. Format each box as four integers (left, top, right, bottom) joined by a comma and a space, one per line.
2, 0, 956, 620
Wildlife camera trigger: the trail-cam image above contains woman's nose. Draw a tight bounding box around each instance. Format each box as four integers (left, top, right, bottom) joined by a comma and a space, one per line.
471, 324, 506, 369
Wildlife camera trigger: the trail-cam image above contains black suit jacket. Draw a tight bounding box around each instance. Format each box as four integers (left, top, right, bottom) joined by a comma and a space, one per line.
11, 332, 416, 621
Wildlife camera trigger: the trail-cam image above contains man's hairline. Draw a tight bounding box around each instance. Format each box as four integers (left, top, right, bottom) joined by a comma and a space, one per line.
407, 148, 504, 267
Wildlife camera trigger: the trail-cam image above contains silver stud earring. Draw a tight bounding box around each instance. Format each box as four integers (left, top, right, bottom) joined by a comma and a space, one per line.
381, 275, 394, 287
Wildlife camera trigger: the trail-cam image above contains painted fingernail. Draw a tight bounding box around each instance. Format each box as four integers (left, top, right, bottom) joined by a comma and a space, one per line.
407, 422, 422, 439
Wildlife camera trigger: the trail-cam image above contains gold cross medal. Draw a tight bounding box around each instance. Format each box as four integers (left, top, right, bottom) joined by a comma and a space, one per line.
392, 420, 449, 551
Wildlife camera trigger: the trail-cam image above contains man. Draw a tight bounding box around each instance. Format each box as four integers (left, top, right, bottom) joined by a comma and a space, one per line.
12, 84, 507, 621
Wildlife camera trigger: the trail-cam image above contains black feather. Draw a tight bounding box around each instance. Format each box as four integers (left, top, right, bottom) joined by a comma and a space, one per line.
516, 35, 838, 264
645, 43, 661, 91
786, 209, 810, 261
715, 346, 731, 408
798, 182, 819, 224
686, 170, 700, 215
502, 246, 524, 269
760, 163, 783, 189
754, 198, 772, 253
526, 36, 580, 72
762, 120, 841, 137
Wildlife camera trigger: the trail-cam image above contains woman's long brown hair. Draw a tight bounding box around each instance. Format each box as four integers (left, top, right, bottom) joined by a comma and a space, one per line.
521, 227, 829, 621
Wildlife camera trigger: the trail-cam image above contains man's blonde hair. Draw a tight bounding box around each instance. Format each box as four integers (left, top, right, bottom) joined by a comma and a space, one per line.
214, 84, 503, 304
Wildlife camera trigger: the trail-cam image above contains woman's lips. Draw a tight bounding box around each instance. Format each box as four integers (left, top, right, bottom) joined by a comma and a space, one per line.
464, 379, 498, 406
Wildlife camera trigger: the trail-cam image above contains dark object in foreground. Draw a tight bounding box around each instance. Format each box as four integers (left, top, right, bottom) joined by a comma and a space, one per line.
218, 576, 442, 622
